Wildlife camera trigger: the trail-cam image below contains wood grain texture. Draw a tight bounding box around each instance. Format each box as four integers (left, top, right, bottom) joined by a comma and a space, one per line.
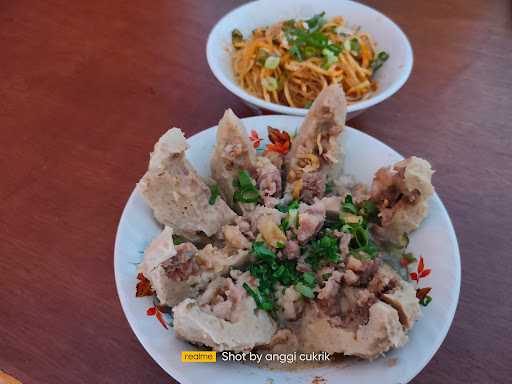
0, 0, 511, 383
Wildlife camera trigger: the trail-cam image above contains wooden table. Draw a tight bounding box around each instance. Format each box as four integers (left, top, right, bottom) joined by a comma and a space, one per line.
1, 1, 511, 383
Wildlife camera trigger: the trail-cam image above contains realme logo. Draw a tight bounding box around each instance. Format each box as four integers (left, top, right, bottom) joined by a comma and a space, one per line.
181, 351, 217, 363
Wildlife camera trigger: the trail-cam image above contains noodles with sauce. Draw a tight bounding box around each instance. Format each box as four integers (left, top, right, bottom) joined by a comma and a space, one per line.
231, 12, 389, 108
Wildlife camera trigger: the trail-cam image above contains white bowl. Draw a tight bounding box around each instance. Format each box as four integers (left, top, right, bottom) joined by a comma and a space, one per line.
207, 0, 413, 119
115, 115, 460, 384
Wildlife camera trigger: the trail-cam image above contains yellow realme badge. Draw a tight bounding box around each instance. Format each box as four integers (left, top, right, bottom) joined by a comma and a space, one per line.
181, 351, 217, 363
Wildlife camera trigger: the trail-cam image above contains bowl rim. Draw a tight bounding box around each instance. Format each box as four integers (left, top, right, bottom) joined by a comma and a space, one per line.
114, 115, 461, 384
206, 0, 414, 116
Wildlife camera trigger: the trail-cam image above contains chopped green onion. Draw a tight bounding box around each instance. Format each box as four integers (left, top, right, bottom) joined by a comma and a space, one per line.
302, 271, 316, 287
173, 235, 185, 245
343, 39, 352, 52
243, 282, 267, 308
276, 200, 299, 213
342, 195, 358, 214
322, 48, 338, 69
327, 44, 343, 55
295, 282, 315, 298
289, 44, 303, 61
262, 76, 278, 92
352, 225, 369, 248
305, 12, 326, 32
276, 241, 286, 249
233, 170, 261, 203
305, 235, 340, 271
288, 208, 299, 229
252, 241, 277, 262
340, 211, 363, 224
360, 200, 378, 220
237, 170, 253, 188
264, 55, 280, 69
208, 184, 220, 205
279, 217, 290, 232
231, 29, 244, 47
350, 37, 360, 56
304, 46, 318, 58
256, 48, 270, 65
371, 51, 390, 73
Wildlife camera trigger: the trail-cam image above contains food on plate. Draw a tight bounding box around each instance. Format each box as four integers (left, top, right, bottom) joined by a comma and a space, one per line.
136, 86, 435, 363
285, 84, 346, 202
211, 109, 259, 213
173, 272, 277, 352
370, 157, 434, 244
231, 12, 390, 108
139, 128, 237, 240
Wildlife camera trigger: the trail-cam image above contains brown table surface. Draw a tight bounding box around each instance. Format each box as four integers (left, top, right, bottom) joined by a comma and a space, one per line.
1, 0, 511, 383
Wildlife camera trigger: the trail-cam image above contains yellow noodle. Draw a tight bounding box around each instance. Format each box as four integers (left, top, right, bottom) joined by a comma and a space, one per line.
231, 15, 384, 108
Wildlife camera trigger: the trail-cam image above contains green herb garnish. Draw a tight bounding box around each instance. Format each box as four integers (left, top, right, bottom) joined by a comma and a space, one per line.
244, 241, 302, 314
282, 19, 296, 30
305, 12, 326, 32
231, 29, 244, 48
256, 48, 269, 65
360, 200, 378, 220
302, 271, 317, 287
233, 170, 261, 204
295, 282, 315, 298
289, 44, 303, 61
350, 37, 360, 56
252, 241, 277, 262
285, 14, 342, 63
276, 199, 300, 213
208, 184, 220, 205
342, 194, 358, 214
371, 51, 390, 73
322, 48, 338, 69
333, 195, 380, 259
264, 55, 280, 69
304, 234, 340, 271
262, 76, 278, 92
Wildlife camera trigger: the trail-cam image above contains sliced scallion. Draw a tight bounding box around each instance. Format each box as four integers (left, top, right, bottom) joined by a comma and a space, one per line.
264, 55, 280, 69
262, 76, 278, 92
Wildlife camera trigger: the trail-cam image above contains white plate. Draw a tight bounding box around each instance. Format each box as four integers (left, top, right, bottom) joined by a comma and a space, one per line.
206, 0, 413, 118
114, 115, 460, 384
